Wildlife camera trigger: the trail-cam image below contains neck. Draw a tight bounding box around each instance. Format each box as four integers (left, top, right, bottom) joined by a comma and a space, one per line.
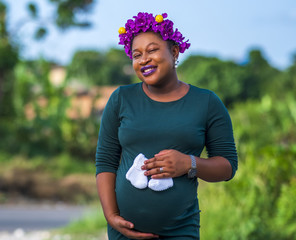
145, 78, 181, 95
144, 69, 181, 95
142, 76, 189, 103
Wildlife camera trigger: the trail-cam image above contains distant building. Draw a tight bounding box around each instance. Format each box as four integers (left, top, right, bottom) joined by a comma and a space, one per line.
25, 66, 118, 120
67, 86, 118, 119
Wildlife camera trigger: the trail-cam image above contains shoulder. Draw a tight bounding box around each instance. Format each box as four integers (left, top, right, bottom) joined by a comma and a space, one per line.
109, 83, 140, 102
189, 85, 220, 102
189, 85, 227, 113
116, 83, 141, 95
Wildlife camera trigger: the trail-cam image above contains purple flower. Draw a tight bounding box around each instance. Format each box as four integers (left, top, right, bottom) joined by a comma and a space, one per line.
172, 29, 184, 43
118, 12, 190, 59
179, 40, 190, 53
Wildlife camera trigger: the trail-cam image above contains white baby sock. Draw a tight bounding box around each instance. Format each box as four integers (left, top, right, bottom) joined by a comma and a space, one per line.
126, 153, 174, 191
148, 178, 174, 191
126, 153, 148, 189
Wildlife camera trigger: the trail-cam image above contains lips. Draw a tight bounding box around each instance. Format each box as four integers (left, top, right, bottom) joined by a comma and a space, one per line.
141, 65, 157, 77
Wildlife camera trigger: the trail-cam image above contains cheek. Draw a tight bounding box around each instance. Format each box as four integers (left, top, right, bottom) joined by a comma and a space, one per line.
158, 55, 174, 69
132, 61, 139, 73
133, 61, 139, 74
132, 61, 143, 79
157, 51, 173, 65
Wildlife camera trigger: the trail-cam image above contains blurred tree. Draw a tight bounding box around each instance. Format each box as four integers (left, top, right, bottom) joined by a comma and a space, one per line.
240, 49, 280, 100
10, 0, 95, 40
178, 49, 283, 106
9, 58, 101, 158
67, 48, 134, 86
67, 50, 104, 86
0, 0, 97, 155
276, 53, 296, 98
178, 55, 244, 106
0, 1, 18, 117
13, 59, 68, 155
200, 89, 296, 239
100, 48, 134, 85
0, 0, 96, 115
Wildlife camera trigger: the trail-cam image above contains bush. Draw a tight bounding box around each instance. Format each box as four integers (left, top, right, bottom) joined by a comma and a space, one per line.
199, 93, 296, 239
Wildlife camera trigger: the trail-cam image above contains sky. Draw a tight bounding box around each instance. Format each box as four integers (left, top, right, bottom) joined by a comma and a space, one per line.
4, 0, 296, 69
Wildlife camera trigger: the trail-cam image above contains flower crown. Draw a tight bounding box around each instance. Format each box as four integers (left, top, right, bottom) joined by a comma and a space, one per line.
118, 12, 190, 59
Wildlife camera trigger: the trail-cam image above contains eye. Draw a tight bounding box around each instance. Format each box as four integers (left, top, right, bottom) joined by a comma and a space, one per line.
133, 53, 141, 59
148, 48, 158, 54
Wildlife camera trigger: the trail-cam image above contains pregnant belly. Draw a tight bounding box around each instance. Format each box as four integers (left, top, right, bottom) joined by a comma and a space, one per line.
115, 172, 197, 233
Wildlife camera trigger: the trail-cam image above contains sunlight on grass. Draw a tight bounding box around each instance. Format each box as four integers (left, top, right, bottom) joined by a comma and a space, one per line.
60, 204, 107, 236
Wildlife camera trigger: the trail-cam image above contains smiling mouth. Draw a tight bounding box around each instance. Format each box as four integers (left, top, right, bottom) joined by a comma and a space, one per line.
141, 65, 157, 76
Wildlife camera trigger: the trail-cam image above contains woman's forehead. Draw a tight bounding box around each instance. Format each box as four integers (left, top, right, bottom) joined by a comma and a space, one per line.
132, 32, 165, 50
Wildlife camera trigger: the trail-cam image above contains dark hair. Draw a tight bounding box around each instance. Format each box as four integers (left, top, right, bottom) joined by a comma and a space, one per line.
166, 39, 178, 50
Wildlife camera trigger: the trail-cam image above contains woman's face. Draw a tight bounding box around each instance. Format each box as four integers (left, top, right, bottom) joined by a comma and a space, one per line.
131, 32, 179, 87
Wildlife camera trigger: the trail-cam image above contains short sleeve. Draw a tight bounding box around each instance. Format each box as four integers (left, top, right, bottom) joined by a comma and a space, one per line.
95, 88, 122, 175
205, 92, 238, 180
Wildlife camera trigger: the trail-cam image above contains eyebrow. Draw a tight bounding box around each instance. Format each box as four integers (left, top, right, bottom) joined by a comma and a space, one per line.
132, 42, 160, 53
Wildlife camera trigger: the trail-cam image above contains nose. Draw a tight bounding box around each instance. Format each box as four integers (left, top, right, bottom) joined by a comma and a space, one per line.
139, 53, 151, 65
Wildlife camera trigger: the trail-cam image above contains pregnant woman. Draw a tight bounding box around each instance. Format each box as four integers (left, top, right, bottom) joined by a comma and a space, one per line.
95, 12, 238, 240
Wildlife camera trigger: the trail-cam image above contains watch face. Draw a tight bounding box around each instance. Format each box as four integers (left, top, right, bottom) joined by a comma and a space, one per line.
188, 169, 197, 178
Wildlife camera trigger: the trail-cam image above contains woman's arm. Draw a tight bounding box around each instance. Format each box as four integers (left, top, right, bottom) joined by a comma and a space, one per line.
96, 172, 120, 223
142, 149, 232, 182
194, 155, 232, 182
96, 172, 159, 239
142, 92, 237, 182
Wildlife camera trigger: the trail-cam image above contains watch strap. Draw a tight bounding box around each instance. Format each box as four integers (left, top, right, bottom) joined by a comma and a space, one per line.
188, 155, 197, 178
190, 155, 196, 168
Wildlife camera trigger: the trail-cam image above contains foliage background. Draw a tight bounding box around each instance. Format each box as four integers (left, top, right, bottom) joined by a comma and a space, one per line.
0, 0, 296, 239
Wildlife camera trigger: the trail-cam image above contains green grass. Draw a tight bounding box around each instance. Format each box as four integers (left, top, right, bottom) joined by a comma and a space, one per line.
56, 204, 107, 239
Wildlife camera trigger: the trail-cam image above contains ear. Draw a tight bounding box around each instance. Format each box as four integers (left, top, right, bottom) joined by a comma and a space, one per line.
172, 44, 180, 60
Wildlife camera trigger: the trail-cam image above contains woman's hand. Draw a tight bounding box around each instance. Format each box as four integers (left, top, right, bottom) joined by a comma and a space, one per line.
97, 173, 159, 239
107, 214, 159, 239
142, 149, 191, 179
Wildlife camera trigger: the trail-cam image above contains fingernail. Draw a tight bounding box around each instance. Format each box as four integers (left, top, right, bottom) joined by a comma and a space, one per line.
141, 166, 145, 170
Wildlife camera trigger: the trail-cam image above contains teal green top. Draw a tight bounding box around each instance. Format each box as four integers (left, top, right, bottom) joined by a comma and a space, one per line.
96, 83, 237, 239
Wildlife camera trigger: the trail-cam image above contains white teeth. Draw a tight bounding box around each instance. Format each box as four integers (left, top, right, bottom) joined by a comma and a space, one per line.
144, 68, 153, 73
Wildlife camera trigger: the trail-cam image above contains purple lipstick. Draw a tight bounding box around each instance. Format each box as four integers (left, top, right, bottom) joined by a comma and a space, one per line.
141, 65, 157, 77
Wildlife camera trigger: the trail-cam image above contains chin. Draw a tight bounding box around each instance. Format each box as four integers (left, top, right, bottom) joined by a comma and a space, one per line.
143, 75, 165, 86
141, 77, 157, 86
143, 80, 158, 86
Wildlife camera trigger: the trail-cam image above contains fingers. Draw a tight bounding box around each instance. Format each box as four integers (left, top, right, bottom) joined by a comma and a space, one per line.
143, 156, 163, 165
141, 156, 164, 173
142, 157, 162, 170
142, 156, 173, 178
142, 149, 171, 166
111, 215, 133, 230
141, 149, 187, 178
144, 168, 170, 179
118, 217, 134, 229
154, 149, 171, 156
123, 228, 159, 239
112, 216, 159, 239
